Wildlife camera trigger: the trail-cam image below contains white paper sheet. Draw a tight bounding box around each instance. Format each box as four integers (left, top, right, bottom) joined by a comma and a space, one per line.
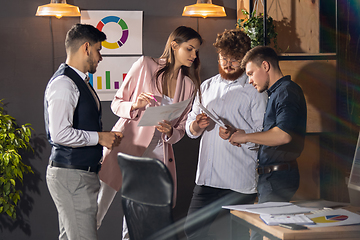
198, 103, 226, 128
137, 98, 192, 127
222, 202, 313, 215
260, 214, 314, 225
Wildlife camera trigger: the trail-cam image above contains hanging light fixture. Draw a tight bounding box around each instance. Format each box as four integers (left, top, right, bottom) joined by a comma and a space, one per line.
182, 0, 226, 19
36, 0, 81, 19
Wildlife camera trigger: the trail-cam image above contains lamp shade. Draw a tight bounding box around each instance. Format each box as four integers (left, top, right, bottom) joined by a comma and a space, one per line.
182, 0, 226, 18
36, 0, 81, 19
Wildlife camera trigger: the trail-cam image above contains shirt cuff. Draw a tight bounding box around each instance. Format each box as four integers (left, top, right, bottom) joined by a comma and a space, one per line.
88, 131, 99, 146
185, 121, 199, 139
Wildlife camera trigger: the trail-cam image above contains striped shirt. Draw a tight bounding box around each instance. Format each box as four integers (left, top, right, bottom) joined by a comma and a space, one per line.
186, 73, 268, 194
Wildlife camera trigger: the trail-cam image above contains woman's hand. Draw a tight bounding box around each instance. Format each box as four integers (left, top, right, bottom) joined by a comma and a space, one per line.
131, 92, 155, 111
156, 120, 173, 138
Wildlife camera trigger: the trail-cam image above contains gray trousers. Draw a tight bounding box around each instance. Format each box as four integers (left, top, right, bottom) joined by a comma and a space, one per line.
46, 165, 100, 240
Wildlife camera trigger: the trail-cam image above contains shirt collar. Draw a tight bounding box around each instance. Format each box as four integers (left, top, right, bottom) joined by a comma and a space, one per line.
267, 75, 291, 96
68, 65, 88, 82
220, 72, 248, 87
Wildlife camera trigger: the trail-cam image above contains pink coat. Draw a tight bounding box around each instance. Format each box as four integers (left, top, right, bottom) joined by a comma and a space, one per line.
99, 56, 195, 200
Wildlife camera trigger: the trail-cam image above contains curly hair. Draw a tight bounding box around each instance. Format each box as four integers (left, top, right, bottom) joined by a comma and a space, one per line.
213, 29, 251, 60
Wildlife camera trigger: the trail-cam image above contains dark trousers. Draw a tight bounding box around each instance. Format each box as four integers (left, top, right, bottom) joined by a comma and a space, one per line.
250, 168, 300, 240
184, 185, 257, 240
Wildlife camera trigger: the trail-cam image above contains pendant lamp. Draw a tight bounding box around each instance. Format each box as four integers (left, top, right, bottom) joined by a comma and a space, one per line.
36, 0, 81, 19
182, 0, 226, 18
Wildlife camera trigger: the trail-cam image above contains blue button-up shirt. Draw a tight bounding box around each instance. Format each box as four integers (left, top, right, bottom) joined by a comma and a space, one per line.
258, 75, 307, 166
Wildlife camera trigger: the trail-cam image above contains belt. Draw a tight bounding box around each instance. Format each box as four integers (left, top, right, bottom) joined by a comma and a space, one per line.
49, 160, 101, 173
256, 161, 297, 175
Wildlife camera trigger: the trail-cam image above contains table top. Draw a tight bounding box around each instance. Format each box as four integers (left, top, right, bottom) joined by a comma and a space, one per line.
230, 206, 360, 240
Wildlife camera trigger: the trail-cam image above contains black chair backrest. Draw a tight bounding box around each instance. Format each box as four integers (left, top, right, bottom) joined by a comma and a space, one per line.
118, 152, 178, 240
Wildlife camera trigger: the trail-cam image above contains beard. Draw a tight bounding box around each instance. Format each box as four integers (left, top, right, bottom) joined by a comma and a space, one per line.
218, 64, 244, 81
87, 53, 98, 74
258, 79, 270, 93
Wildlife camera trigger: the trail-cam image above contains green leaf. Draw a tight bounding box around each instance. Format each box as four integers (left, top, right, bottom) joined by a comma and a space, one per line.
4, 181, 11, 194
6, 209, 13, 218
13, 193, 20, 205
3, 203, 9, 212
0, 99, 34, 220
10, 179, 15, 186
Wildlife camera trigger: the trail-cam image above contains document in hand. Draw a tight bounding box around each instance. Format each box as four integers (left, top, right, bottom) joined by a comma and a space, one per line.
198, 103, 226, 128
260, 214, 314, 226
137, 98, 192, 127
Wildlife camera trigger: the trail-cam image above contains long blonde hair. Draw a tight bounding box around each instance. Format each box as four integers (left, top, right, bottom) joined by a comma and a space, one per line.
155, 26, 203, 99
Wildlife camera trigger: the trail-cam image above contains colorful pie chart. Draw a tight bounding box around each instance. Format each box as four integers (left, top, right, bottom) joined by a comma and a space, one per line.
96, 16, 129, 49
311, 214, 349, 223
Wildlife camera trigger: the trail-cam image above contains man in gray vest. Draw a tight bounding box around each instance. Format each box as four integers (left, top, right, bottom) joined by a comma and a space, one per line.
44, 24, 122, 240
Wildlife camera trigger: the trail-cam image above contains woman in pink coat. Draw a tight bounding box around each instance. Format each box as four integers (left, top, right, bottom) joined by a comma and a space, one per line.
97, 26, 203, 238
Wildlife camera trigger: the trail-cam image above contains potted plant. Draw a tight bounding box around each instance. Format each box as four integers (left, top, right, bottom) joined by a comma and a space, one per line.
0, 99, 33, 219
237, 9, 278, 50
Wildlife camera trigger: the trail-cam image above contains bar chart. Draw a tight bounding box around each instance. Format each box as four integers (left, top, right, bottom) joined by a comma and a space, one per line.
89, 56, 140, 101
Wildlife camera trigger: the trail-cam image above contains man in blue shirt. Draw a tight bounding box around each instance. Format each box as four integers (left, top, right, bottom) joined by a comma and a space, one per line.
226, 46, 307, 239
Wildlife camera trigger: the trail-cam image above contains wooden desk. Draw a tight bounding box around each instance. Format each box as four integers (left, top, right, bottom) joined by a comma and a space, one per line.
230, 206, 360, 240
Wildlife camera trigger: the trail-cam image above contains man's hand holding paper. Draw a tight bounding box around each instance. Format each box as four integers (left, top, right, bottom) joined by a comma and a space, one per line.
198, 103, 226, 128
189, 113, 210, 136
219, 125, 236, 140
229, 129, 247, 147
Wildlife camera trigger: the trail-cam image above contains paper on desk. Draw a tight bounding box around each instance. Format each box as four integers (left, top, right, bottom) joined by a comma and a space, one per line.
222, 202, 313, 215
295, 200, 349, 210
306, 209, 360, 228
137, 98, 192, 127
260, 214, 314, 226
198, 103, 226, 128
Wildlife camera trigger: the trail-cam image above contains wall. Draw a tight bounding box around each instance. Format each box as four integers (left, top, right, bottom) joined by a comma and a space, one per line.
252, 0, 321, 53
0, 0, 237, 239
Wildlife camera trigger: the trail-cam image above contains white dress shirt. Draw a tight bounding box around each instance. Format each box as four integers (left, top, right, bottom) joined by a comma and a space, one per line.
186, 73, 268, 194
45, 65, 99, 148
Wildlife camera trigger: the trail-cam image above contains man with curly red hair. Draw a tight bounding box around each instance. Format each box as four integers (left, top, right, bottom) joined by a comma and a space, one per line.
184, 29, 268, 240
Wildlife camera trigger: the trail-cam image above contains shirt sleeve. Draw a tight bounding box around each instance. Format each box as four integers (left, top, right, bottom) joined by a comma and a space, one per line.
186, 92, 201, 139
111, 56, 145, 119
45, 75, 99, 147
275, 88, 303, 135
244, 91, 268, 134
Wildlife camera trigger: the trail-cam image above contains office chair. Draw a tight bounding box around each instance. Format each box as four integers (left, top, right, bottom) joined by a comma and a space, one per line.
117, 152, 178, 240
